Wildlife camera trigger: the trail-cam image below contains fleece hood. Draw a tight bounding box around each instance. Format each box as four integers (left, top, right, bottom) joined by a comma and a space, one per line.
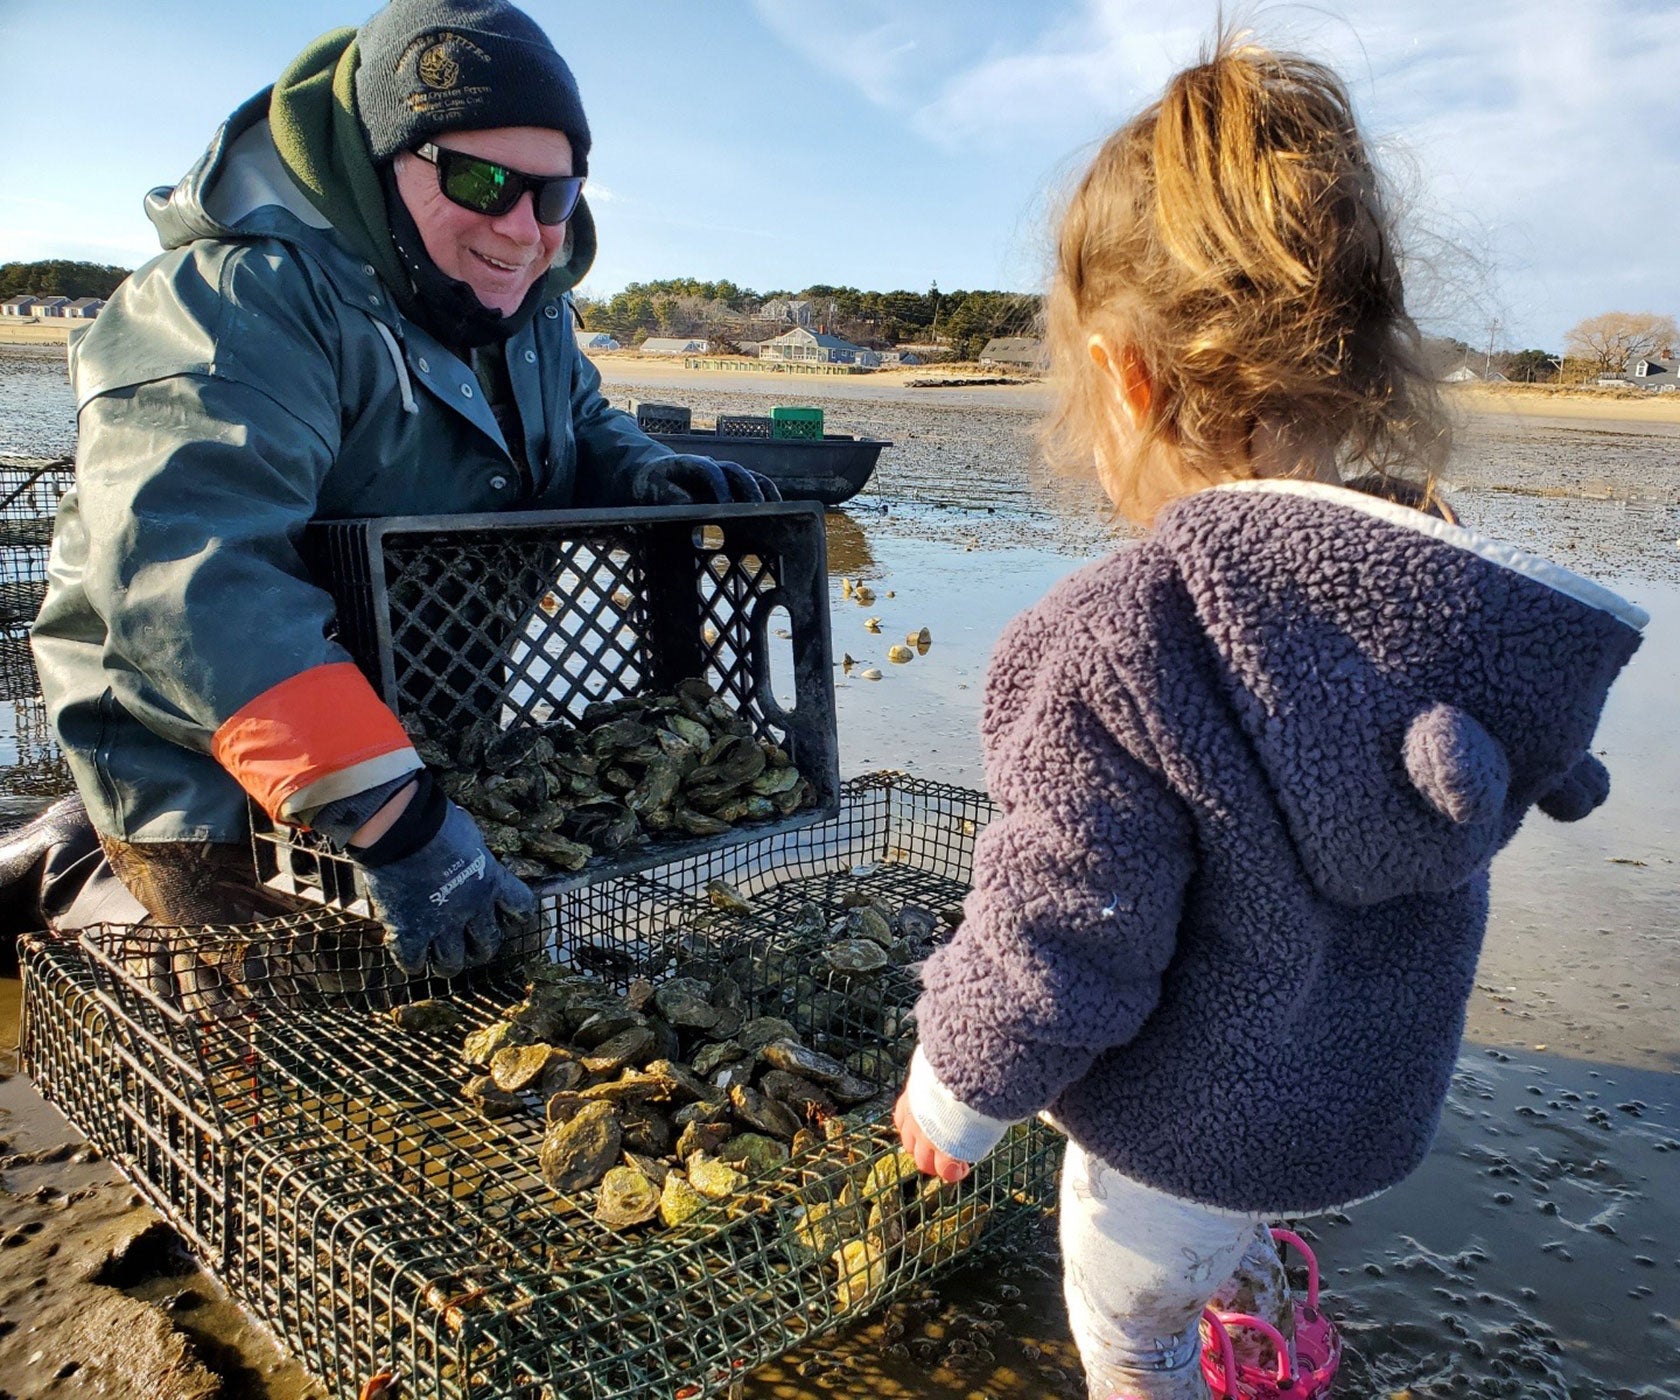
1152, 480, 1647, 907
143, 26, 595, 315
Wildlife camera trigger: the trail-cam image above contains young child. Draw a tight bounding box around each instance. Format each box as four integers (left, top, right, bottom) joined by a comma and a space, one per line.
893, 36, 1647, 1400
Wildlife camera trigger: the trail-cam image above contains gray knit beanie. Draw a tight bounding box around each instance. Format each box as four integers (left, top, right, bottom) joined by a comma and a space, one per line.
354, 0, 591, 172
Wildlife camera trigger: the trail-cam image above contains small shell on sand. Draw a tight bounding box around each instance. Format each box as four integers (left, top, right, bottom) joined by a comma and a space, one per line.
887, 645, 913, 664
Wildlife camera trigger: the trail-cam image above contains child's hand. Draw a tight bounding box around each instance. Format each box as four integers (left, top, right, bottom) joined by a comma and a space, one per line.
893, 1089, 972, 1184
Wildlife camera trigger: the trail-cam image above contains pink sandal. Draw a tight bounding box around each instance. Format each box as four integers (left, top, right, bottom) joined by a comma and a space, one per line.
1200, 1228, 1341, 1399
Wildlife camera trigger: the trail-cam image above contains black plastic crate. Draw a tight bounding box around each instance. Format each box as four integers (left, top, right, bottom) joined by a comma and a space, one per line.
632, 401, 692, 435
255, 503, 838, 912
714, 415, 773, 440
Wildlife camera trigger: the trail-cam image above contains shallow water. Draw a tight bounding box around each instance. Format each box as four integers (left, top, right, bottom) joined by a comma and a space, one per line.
2, 347, 1679, 1397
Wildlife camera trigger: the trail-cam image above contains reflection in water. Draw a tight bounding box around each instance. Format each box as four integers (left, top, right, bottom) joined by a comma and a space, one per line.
823, 509, 878, 578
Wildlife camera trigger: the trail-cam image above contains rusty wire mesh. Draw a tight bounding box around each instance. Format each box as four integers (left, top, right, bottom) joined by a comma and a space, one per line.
23, 774, 1063, 1400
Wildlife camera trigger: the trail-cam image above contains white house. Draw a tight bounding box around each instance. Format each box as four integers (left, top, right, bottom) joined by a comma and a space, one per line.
758, 327, 878, 367
0, 296, 38, 317
578, 331, 620, 351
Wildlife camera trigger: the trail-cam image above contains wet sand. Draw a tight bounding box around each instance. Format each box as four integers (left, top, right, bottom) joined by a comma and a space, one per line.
2, 368, 1679, 1398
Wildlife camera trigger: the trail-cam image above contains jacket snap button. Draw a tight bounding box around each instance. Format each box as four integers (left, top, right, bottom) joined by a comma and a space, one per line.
367, 293, 380, 306
490, 475, 509, 490
461, 383, 475, 398
544, 305, 559, 318
362, 263, 376, 276
417, 357, 429, 373
524, 349, 537, 363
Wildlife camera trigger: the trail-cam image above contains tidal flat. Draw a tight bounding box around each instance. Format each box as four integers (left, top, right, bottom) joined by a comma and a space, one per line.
1, 348, 1677, 1397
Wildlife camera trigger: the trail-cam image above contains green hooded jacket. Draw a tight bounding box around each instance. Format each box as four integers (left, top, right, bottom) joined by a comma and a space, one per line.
32, 30, 678, 843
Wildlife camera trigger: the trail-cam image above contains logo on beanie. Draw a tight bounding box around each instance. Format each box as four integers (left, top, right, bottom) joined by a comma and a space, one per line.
399, 31, 493, 119
417, 42, 460, 90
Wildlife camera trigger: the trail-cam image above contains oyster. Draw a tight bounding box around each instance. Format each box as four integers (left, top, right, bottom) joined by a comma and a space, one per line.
539, 1102, 622, 1192
389, 1000, 464, 1034
595, 1165, 661, 1229
659, 1172, 706, 1227
463, 1075, 524, 1119
824, 938, 890, 975
705, 879, 752, 915
686, 1151, 749, 1200
489, 1043, 572, 1094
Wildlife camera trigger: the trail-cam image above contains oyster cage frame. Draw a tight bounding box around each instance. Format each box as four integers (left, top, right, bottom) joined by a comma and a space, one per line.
23, 775, 1064, 1400
254, 502, 841, 914
0, 455, 75, 705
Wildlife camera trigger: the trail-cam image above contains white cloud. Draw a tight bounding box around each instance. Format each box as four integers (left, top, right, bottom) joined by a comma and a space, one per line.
753, 0, 1680, 343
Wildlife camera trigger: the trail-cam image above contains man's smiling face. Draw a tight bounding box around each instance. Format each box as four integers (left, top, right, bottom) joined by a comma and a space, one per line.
393, 125, 573, 315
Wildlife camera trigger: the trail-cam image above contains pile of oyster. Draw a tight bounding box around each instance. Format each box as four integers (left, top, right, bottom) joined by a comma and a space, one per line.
402, 678, 817, 881
388, 879, 997, 1313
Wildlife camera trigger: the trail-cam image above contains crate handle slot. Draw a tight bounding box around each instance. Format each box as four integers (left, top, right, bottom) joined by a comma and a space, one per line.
750, 587, 798, 726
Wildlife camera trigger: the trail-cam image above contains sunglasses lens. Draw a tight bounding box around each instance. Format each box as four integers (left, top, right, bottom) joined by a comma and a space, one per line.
535, 177, 583, 226
442, 154, 518, 215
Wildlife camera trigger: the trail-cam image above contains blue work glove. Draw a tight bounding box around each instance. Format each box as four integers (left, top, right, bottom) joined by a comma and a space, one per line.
629, 454, 782, 505
351, 772, 537, 978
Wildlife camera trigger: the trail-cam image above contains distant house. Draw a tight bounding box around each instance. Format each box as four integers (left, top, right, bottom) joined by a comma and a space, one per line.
577, 331, 620, 351
639, 336, 708, 355
1442, 365, 1480, 383
0, 296, 37, 317
1627, 356, 1678, 389
62, 297, 105, 318
758, 299, 813, 327
978, 337, 1047, 370
758, 327, 879, 367
30, 295, 70, 317
876, 350, 922, 367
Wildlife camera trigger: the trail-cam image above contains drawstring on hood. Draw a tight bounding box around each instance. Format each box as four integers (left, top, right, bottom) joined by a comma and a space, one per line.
265, 26, 596, 348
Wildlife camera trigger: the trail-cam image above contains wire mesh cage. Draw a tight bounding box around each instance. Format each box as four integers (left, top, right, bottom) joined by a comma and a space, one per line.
0, 691, 74, 798
23, 775, 1063, 1400
255, 503, 840, 914
0, 456, 74, 704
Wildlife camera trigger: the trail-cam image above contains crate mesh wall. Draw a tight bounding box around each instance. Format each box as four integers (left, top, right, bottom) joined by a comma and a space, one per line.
259, 505, 838, 911
25, 776, 1063, 1400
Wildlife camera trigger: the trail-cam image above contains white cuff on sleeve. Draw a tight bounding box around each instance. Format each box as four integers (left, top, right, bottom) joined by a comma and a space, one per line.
905, 1045, 1017, 1165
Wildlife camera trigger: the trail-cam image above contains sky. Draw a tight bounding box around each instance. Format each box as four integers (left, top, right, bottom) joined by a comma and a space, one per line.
2, 0, 1677, 351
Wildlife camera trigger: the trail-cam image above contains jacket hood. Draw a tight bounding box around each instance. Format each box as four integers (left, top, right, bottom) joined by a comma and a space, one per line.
1153, 480, 1646, 906
144, 26, 595, 305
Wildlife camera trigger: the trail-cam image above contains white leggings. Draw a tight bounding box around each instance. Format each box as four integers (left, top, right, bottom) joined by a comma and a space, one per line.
1060, 1142, 1293, 1400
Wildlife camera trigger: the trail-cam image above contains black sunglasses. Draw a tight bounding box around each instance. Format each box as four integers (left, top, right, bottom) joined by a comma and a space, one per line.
412, 142, 584, 225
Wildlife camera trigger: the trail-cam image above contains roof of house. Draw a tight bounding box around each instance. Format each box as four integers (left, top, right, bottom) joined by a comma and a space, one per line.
639, 337, 706, 352
765, 328, 864, 350
979, 337, 1044, 355
2, 295, 38, 307
1632, 357, 1678, 373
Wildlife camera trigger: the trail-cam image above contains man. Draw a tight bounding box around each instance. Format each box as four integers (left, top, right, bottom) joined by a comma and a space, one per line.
28, 0, 770, 977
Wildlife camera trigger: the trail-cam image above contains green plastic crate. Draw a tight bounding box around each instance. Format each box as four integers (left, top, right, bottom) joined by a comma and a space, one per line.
770, 406, 824, 440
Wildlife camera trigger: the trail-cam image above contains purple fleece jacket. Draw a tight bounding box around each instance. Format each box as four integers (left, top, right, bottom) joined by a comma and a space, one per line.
908, 480, 1646, 1213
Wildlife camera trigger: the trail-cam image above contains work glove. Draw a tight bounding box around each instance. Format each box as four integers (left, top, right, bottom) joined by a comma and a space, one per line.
628, 453, 783, 506
350, 771, 537, 978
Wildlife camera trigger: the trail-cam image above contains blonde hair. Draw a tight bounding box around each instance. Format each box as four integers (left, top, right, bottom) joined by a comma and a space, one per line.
1043, 35, 1449, 523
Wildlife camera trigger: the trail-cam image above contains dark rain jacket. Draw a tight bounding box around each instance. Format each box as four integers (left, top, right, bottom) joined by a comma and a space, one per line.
33, 43, 678, 844
905, 481, 1645, 1213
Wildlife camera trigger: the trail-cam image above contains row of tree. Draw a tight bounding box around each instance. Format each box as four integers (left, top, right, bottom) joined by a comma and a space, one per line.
573, 280, 1038, 361
0, 260, 132, 301
14, 261, 1671, 383
1426, 311, 1676, 385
